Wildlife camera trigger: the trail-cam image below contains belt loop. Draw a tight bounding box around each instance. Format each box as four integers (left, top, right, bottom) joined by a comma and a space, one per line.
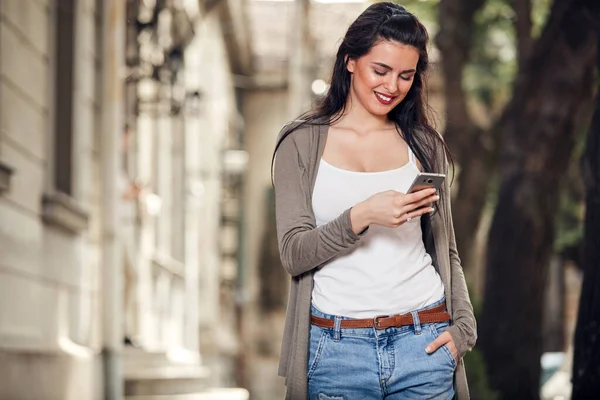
411, 311, 421, 335
333, 316, 342, 342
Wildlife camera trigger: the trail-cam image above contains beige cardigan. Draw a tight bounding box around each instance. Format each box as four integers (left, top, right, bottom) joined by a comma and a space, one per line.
273, 121, 477, 400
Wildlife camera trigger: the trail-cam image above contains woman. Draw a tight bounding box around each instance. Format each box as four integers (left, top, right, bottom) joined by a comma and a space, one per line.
272, 3, 477, 399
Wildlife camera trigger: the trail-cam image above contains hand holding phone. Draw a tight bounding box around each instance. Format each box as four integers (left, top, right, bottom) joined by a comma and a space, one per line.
407, 172, 445, 194
354, 187, 439, 229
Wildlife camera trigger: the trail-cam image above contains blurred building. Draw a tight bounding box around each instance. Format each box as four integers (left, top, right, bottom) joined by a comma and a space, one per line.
241, 1, 373, 398
0, 0, 249, 399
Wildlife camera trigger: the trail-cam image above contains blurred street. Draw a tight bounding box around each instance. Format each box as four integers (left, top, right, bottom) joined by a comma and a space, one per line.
0, 0, 372, 398
1, 0, 598, 399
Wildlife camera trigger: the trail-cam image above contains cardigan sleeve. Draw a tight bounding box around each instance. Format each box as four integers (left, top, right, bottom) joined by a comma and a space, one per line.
273, 131, 363, 277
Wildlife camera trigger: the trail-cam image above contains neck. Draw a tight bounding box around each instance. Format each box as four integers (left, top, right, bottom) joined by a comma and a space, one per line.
338, 93, 391, 132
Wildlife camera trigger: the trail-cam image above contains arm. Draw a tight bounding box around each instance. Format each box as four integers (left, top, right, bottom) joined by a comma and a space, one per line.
273, 133, 364, 277
442, 163, 478, 359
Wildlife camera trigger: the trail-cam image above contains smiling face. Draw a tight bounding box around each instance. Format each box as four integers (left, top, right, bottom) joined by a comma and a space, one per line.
346, 40, 419, 117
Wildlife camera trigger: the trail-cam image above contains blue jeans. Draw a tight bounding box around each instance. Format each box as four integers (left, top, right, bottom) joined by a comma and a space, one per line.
308, 297, 456, 400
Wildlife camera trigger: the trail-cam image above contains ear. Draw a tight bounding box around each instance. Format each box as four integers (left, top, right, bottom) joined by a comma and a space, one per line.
346, 56, 356, 74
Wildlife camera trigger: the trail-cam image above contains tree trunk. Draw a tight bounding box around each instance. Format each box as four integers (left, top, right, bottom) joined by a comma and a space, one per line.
479, 1, 598, 399
451, 129, 492, 281
436, 0, 490, 276
572, 27, 600, 399
511, 0, 534, 71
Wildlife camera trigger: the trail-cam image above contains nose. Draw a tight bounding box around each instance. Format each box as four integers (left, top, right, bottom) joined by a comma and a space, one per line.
383, 75, 399, 94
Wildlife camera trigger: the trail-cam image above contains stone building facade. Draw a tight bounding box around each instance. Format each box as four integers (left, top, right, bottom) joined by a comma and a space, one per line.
0, 0, 106, 397
0, 0, 250, 399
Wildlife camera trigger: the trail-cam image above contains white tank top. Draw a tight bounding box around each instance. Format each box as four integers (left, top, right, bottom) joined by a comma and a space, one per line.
311, 146, 445, 318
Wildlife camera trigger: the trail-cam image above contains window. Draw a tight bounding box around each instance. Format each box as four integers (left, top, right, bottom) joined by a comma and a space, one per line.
41, 0, 88, 233
53, 0, 76, 195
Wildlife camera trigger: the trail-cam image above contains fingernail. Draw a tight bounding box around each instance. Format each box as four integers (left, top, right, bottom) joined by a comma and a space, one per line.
425, 346, 432, 353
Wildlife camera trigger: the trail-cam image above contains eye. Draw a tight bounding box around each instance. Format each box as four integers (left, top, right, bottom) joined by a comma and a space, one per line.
400, 75, 413, 82
374, 69, 386, 76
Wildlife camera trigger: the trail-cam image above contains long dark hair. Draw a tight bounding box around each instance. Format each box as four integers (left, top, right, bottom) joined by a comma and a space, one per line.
272, 2, 453, 187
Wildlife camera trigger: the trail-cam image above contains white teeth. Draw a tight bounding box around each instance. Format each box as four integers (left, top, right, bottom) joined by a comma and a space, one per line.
376, 93, 392, 102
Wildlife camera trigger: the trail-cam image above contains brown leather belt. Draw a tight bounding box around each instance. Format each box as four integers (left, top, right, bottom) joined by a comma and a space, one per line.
310, 301, 451, 330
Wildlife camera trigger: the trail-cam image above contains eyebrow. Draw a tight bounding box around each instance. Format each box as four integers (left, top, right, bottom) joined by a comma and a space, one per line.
372, 62, 416, 74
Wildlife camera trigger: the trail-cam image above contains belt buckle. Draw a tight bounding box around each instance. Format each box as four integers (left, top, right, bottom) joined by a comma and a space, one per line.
373, 315, 389, 329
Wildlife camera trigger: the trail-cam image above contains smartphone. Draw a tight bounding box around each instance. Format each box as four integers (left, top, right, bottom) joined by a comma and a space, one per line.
407, 172, 446, 193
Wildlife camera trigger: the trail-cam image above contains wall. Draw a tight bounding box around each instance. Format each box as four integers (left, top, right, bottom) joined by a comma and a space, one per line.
0, 0, 103, 399
242, 88, 289, 399
186, 10, 242, 386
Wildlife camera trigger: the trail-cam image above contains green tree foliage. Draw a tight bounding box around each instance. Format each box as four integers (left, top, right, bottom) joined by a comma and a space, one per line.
396, 0, 551, 121
467, 0, 551, 120
466, 0, 516, 117
393, 0, 440, 27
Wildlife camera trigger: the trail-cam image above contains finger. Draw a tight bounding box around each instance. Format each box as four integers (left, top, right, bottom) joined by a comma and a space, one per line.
414, 206, 435, 216
425, 332, 451, 354
402, 195, 439, 215
392, 217, 404, 227
446, 340, 459, 361
405, 188, 437, 204
419, 192, 440, 205
405, 194, 439, 213
401, 206, 434, 223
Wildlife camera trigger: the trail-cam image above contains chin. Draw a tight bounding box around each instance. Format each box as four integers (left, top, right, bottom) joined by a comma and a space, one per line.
368, 103, 395, 117
371, 109, 389, 117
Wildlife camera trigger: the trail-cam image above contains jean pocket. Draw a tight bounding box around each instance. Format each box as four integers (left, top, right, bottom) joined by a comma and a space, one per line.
308, 325, 328, 380
429, 322, 457, 369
